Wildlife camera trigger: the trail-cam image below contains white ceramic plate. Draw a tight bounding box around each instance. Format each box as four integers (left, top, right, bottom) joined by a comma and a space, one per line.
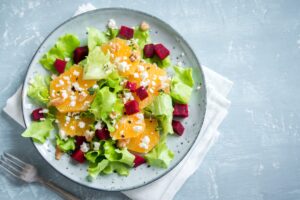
22, 8, 206, 191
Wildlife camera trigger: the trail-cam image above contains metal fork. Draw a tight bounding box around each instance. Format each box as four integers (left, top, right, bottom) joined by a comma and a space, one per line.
0, 152, 80, 200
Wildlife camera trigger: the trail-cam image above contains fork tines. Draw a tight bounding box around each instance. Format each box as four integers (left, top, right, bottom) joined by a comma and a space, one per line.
0, 152, 27, 179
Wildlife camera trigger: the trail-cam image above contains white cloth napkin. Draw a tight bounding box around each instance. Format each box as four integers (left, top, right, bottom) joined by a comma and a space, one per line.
3, 65, 232, 200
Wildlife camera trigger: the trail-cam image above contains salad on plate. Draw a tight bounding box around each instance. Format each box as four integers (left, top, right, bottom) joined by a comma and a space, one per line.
22, 19, 195, 180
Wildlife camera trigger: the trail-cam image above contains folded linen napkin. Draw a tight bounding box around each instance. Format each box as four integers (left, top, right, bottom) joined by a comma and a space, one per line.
3, 65, 232, 200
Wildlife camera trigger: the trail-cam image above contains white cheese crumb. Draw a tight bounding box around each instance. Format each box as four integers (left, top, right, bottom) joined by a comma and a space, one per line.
139, 136, 150, 149
63, 76, 70, 81
65, 116, 71, 122
93, 142, 101, 151
92, 84, 99, 89
59, 130, 68, 141
51, 74, 57, 80
61, 90, 68, 99
141, 71, 149, 80
142, 136, 150, 143
78, 121, 86, 128
196, 85, 201, 90
85, 130, 95, 139
149, 88, 154, 93
140, 79, 150, 87
73, 70, 80, 76
133, 125, 143, 133
107, 19, 117, 29
72, 82, 82, 91
118, 62, 129, 72
74, 116, 80, 120
95, 121, 102, 130
138, 65, 145, 71
70, 101, 76, 107
80, 142, 90, 153
80, 91, 88, 97
151, 81, 156, 86
133, 73, 139, 78
70, 95, 77, 101
65, 57, 70, 62
70, 126, 75, 130
136, 113, 144, 120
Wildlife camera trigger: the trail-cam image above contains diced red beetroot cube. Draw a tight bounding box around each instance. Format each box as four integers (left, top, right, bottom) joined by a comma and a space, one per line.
173, 103, 189, 118
143, 44, 155, 58
71, 149, 85, 163
73, 46, 88, 64
125, 100, 140, 115
118, 26, 134, 40
96, 127, 110, 140
75, 136, 86, 148
172, 120, 185, 136
133, 154, 146, 168
54, 59, 67, 74
154, 44, 170, 60
31, 108, 44, 121
126, 81, 137, 92
136, 86, 149, 100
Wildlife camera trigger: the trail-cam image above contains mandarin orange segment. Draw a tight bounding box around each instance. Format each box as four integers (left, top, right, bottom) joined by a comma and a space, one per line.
101, 38, 140, 78
126, 118, 160, 153
56, 112, 94, 137
128, 62, 170, 109
49, 66, 97, 113
110, 113, 145, 139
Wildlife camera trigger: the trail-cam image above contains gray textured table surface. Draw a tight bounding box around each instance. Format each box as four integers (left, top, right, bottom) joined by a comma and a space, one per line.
1, 0, 300, 199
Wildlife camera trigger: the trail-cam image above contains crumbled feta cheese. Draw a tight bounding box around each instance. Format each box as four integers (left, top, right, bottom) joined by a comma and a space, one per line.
78, 121, 86, 128
70, 126, 75, 130
124, 92, 134, 102
74, 116, 80, 120
136, 113, 144, 120
141, 71, 149, 80
93, 142, 101, 151
70, 101, 76, 107
83, 101, 90, 106
59, 130, 68, 140
51, 90, 56, 97
65, 116, 71, 122
139, 136, 150, 149
80, 91, 88, 97
59, 80, 64, 85
85, 130, 94, 139
142, 136, 150, 143
149, 88, 154, 93
133, 73, 139, 78
158, 76, 167, 81
72, 82, 82, 91
93, 84, 99, 89
118, 62, 129, 72
61, 90, 68, 99
95, 121, 102, 130
51, 74, 57, 80
107, 18, 117, 29
138, 65, 145, 71
70, 95, 76, 101
133, 125, 143, 132
63, 76, 70, 81
65, 57, 70, 62
73, 70, 80, 76
177, 61, 183, 66
55, 119, 59, 123
196, 85, 201, 90
152, 81, 156, 86
40, 118, 45, 121
139, 142, 148, 149
80, 142, 90, 153
140, 79, 150, 87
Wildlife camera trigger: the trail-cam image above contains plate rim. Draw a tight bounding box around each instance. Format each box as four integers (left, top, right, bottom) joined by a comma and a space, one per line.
21, 7, 207, 191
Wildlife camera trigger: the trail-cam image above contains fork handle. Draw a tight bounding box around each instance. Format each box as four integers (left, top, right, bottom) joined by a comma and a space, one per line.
39, 179, 80, 200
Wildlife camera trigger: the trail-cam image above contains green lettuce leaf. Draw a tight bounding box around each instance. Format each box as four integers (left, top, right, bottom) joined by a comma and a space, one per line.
85, 150, 103, 163
56, 136, 75, 152
145, 56, 171, 69
83, 46, 115, 80
170, 66, 194, 103
146, 93, 174, 135
27, 74, 50, 106
145, 141, 174, 168
88, 159, 109, 179
89, 87, 123, 131
103, 141, 135, 166
104, 28, 119, 40
134, 27, 150, 49
40, 34, 80, 72
96, 71, 123, 93
21, 119, 54, 144
87, 27, 109, 51
102, 162, 130, 176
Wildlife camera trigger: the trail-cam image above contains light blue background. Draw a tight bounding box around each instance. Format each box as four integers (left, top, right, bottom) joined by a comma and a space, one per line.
1, 0, 300, 199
